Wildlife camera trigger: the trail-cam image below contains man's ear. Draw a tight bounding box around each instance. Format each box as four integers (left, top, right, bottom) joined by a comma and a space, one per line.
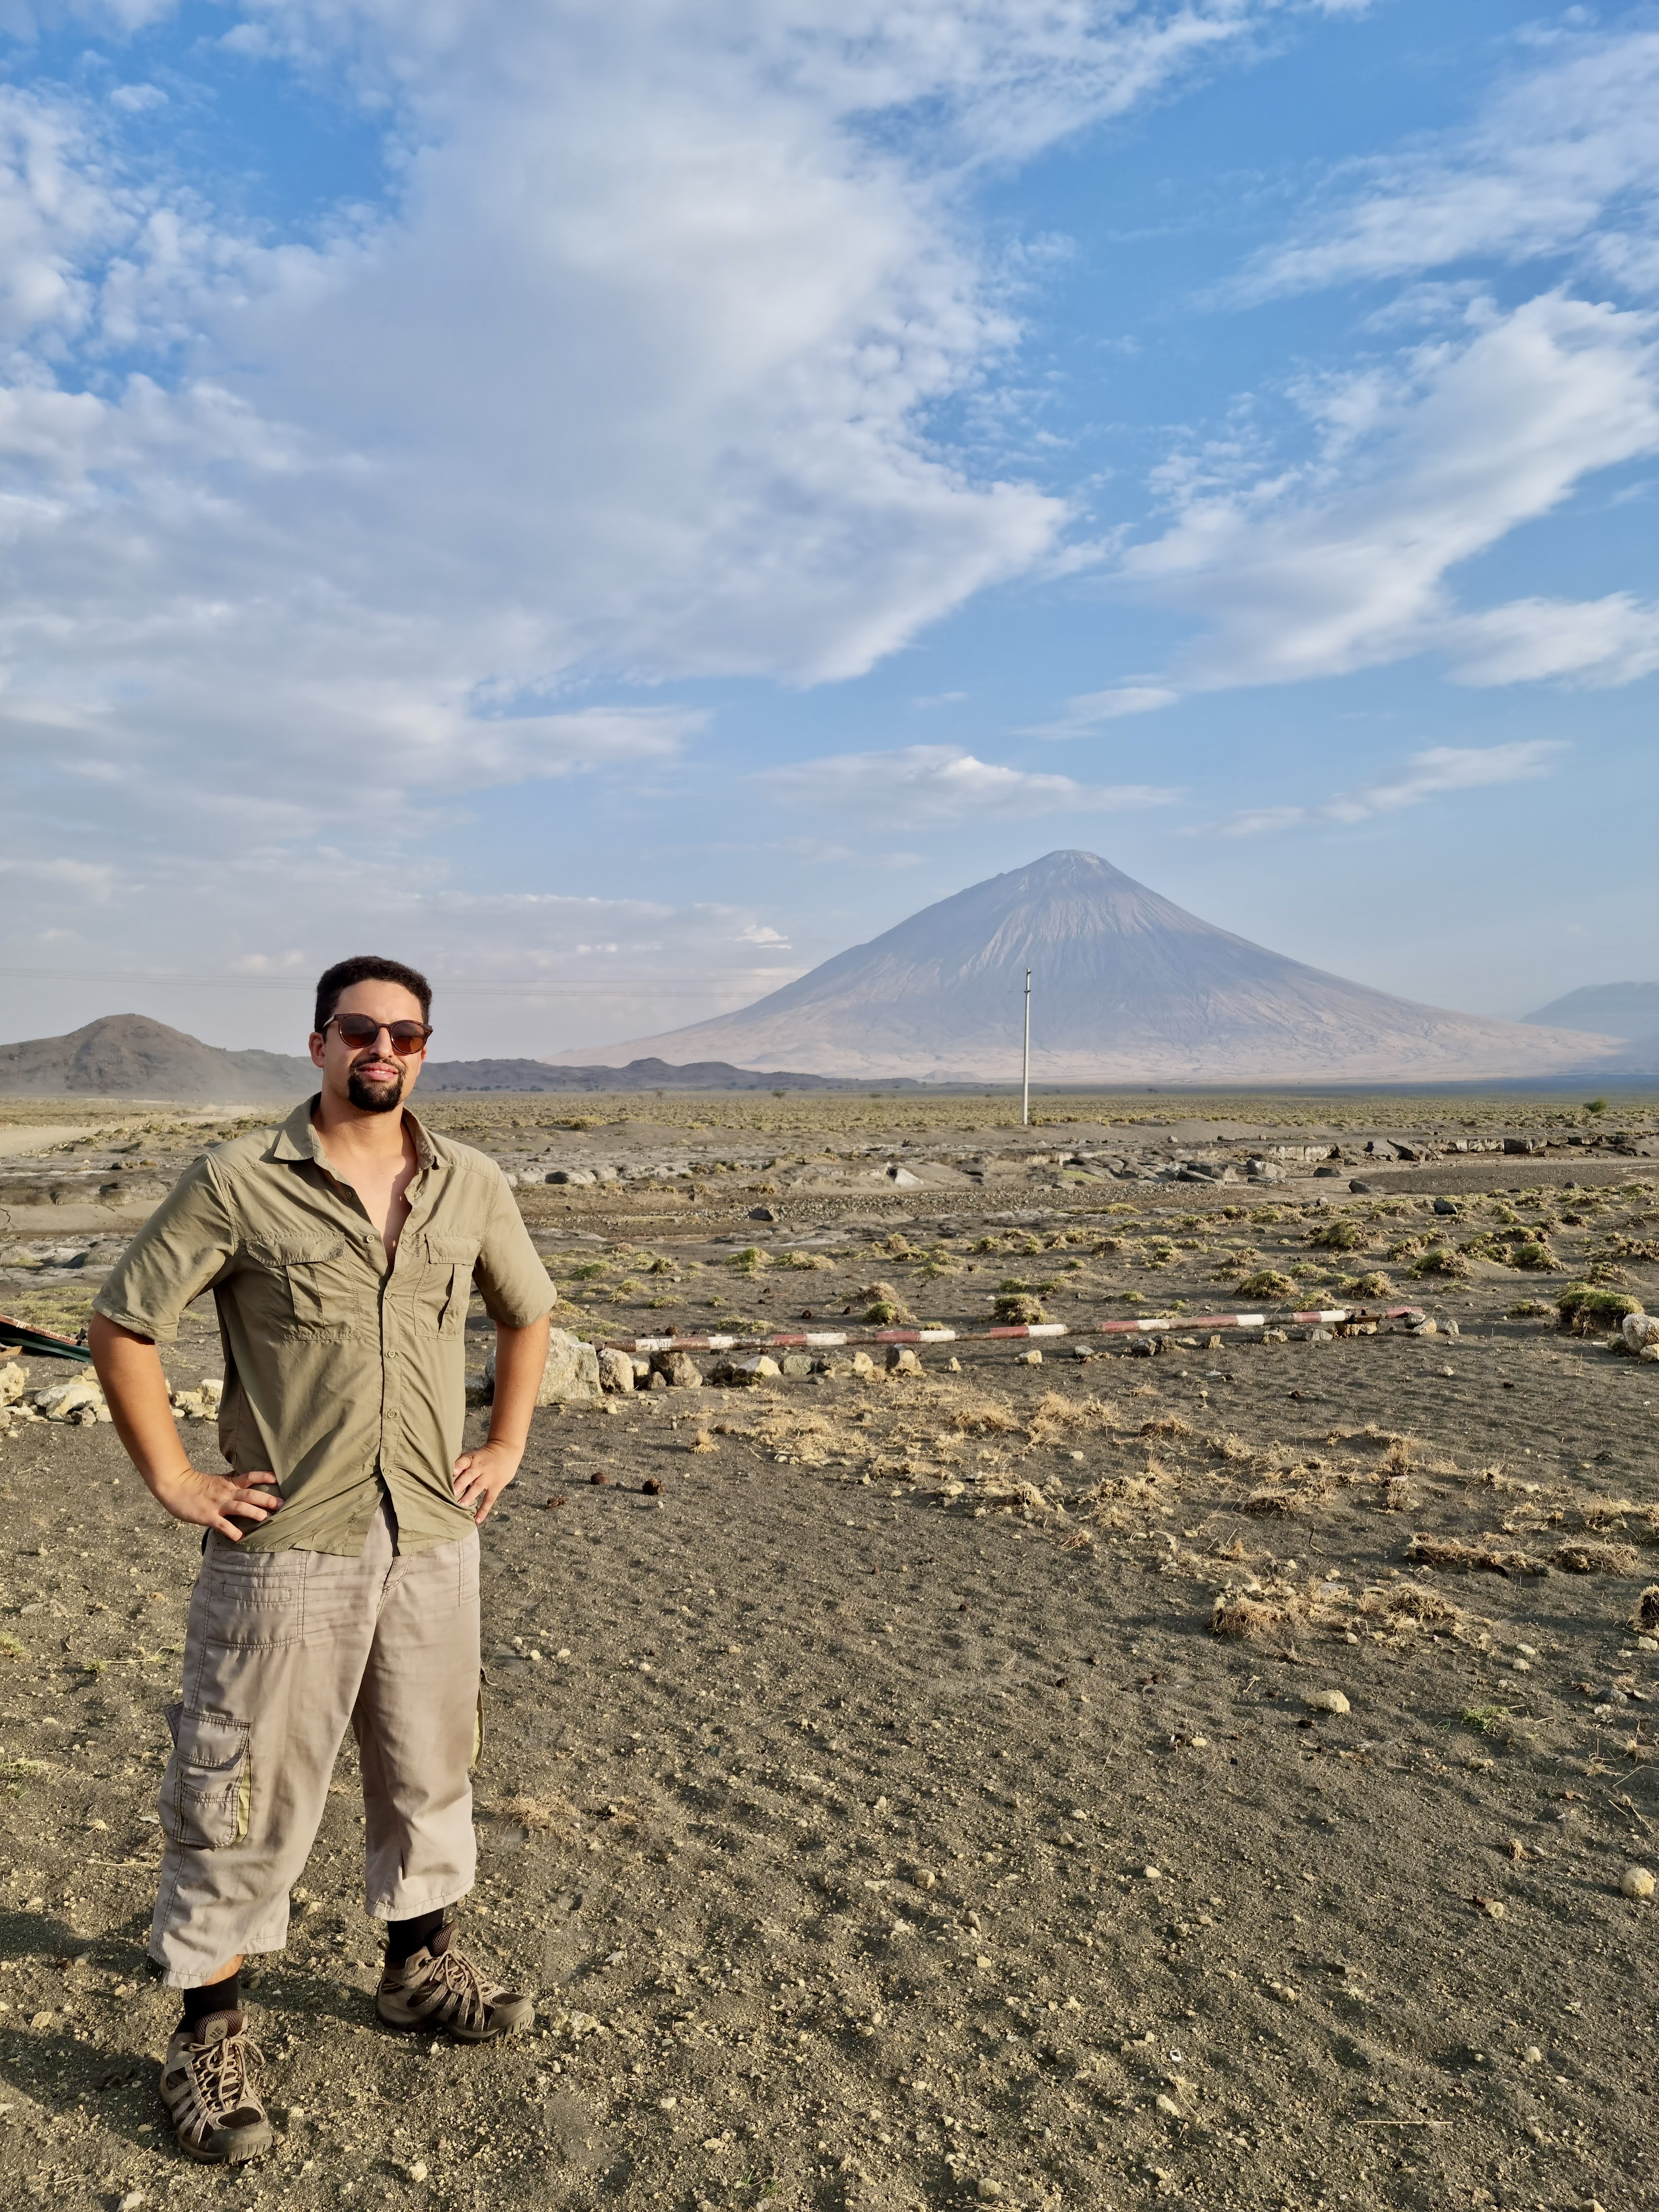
308, 1033, 327, 1070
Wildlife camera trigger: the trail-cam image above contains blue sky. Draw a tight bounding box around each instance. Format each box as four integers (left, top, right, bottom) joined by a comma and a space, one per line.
1, 1, 1655, 1060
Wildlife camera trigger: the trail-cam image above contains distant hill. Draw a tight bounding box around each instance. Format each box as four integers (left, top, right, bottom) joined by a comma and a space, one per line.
0, 1015, 315, 1102
1523, 982, 1659, 1042
554, 849, 1615, 1083
0, 1017, 919, 1101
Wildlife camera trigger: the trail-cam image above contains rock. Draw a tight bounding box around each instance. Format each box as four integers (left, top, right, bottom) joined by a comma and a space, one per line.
849, 1349, 875, 1377
1304, 1688, 1351, 1716
779, 1352, 815, 1379
487, 1328, 603, 1408
1348, 1180, 1374, 1194
1142, 1865, 1162, 1881
974, 2182, 1005, 2203
886, 1345, 922, 1374
1620, 1865, 1654, 1900
653, 1350, 703, 1389
597, 1347, 635, 1394
748, 1206, 777, 1222
1156, 2094, 1183, 2118
1433, 1197, 1461, 1216
886, 1166, 922, 1188
118, 2193, 146, 2212
406, 2162, 428, 2184
642, 1478, 663, 1496
1015, 1348, 1042, 1366
0, 1362, 27, 1406
713, 1355, 781, 1387
1622, 1311, 1659, 1352
1523, 2044, 1543, 2064
545, 1168, 594, 1186
33, 1379, 109, 1425
170, 1377, 224, 1422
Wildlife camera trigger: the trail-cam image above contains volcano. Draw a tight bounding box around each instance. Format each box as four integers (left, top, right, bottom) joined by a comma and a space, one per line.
559, 850, 1614, 1083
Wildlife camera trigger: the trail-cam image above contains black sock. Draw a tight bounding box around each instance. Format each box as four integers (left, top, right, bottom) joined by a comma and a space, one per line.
386, 1909, 448, 1965
180, 1972, 240, 2033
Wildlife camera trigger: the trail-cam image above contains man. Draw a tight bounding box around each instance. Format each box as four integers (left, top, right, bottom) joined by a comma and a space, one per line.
90, 955, 554, 2165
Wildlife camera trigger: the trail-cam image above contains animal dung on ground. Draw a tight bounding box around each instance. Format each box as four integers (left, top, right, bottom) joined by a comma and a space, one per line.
590, 1471, 610, 1486
641, 1478, 663, 1495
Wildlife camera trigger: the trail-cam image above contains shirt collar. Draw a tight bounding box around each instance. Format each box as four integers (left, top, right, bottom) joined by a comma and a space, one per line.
269, 1095, 440, 1173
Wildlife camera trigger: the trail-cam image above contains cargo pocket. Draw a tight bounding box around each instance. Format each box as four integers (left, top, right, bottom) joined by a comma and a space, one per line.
160, 1705, 250, 1851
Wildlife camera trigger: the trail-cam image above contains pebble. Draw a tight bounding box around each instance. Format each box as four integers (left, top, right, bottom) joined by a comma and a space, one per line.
1015, 1349, 1042, 1366
659, 2097, 678, 2111
1155, 2094, 1182, 2118
1143, 1866, 1162, 1881
118, 2194, 145, 2212
406, 2162, 428, 2184
1523, 2045, 1543, 2065
1304, 1689, 1351, 1716
1620, 1866, 1655, 1900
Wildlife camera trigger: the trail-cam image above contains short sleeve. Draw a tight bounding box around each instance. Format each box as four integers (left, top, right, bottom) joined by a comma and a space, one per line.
471, 1163, 557, 1331
92, 1156, 238, 1344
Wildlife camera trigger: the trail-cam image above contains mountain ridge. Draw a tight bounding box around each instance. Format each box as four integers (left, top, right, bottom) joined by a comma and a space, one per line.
556, 850, 1616, 1083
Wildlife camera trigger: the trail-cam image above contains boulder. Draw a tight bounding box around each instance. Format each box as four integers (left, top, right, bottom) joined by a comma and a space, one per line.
0, 1362, 27, 1408
779, 1353, 815, 1379
712, 1354, 781, 1387
651, 1350, 703, 1389
597, 1347, 636, 1394
34, 1378, 110, 1425
484, 1328, 603, 1408
886, 1345, 922, 1374
1623, 1311, 1659, 1353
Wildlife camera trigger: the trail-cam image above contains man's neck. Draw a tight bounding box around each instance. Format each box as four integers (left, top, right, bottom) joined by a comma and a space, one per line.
311, 1093, 414, 1168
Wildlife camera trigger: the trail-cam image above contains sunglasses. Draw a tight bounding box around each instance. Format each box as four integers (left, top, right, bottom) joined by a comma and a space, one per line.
322, 1014, 433, 1055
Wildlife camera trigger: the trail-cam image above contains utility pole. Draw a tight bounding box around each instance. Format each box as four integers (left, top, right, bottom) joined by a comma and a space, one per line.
1022, 968, 1032, 1128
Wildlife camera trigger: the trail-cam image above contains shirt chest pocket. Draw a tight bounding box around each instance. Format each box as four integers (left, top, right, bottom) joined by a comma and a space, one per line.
251, 1237, 360, 1338
420, 1234, 478, 1336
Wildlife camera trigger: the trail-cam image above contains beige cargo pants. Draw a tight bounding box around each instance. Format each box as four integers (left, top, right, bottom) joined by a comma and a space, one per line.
149, 1496, 481, 1988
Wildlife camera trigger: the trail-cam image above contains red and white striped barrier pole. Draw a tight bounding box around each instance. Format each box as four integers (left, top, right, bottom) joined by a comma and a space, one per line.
596, 1305, 1424, 1357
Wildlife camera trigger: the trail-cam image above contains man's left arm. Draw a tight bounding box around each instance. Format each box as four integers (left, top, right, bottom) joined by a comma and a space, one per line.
453, 1162, 557, 1525
452, 1312, 550, 1524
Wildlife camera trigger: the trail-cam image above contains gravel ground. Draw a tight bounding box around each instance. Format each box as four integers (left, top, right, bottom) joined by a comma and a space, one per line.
1, 1121, 1657, 2212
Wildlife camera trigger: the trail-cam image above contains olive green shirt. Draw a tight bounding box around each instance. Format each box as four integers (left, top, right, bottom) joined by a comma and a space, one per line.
93, 1097, 555, 1556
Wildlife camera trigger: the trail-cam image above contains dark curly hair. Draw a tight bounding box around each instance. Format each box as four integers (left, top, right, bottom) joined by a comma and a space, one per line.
314, 955, 433, 1036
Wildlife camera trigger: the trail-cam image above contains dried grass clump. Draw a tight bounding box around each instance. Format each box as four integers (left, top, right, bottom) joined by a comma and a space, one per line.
1411, 1246, 1470, 1280
1340, 1270, 1394, 1300
943, 1395, 1023, 1438
1552, 1540, 1640, 1576
1026, 1391, 1118, 1444
1628, 1586, 1659, 1635
857, 1281, 916, 1325
1208, 1431, 1252, 1462
1379, 1435, 1418, 1475
1381, 1477, 1416, 1512
1139, 1414, 1193, 1440
993, 1286, 1048, 1324
784, 1251, 836, 1271
1212, 1591, 1294, 1639
1372, 1582, 1462, 1626
1236, 1269, 1298, 1300
1573, 1496, 1636, 1528
1405, 1534, 1548, 1577
975, 1478, 1063, 1520
492, 1791, 584, 1840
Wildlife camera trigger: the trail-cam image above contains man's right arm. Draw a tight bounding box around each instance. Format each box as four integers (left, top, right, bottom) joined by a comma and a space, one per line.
89, 1153, 278, 1540
90, 1316, 281, 1540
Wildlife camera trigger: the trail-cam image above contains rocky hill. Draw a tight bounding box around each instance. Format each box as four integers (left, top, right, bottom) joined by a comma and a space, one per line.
0, 1015, 316, 1102
557, 849, 1617, 1083
1524, 982, 1659, 1042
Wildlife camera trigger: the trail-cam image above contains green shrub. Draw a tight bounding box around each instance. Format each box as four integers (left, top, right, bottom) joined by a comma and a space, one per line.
1235, 1269, 1298, 1301
993, 1289, 1048, 1324
1310, 1218, 1366, 1252
1410, 1246, 1469, 1279
1339, 1270, 1394, 1300
1557, 1282, 1642, 1333
1509, 1241, 1558, 1272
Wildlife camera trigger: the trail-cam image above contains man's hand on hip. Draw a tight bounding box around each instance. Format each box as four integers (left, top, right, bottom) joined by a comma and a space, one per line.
451, 1440, 523, 1525
151, 1464, 284, 1542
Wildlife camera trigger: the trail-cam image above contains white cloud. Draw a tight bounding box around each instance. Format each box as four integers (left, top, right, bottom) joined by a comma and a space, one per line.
1022, 684, 1179, 734
0, 1, 1335, 871
1209, 739, 1564, 836
754, 743, 1180, 822
1242, 25, 1659, 299
1118, 292, 1659, 692
1443, 593, 1659, 689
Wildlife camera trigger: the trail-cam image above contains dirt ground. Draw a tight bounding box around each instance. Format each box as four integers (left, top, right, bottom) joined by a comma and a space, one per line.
1, 1094, 1657, 2212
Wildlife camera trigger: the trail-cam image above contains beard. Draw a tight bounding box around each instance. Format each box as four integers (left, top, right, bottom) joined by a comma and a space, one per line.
346, 1061, 406, 1114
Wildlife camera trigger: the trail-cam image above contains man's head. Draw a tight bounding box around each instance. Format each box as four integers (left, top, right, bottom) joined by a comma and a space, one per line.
310, 956, 433, 1117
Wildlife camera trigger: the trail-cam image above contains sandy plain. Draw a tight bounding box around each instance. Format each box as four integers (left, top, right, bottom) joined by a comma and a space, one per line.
1, 1088, 1658, 2212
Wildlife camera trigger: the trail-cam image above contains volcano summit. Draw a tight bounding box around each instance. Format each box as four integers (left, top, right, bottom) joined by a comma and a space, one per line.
564, 851, 1613, 1083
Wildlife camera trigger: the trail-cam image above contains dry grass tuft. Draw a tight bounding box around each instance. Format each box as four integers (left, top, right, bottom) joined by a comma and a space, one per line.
1552, 1540, 1640, 1576
941, 1395, 1023, 1438
1139, 1414, 1193, 1440
1572, 1496, 1637, 1528
1629, 1585, 1659, 1635
1405, 1534, 1547, 1577
1208, 1431, 1253, 1462
1212, 1592, 1292, 1638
